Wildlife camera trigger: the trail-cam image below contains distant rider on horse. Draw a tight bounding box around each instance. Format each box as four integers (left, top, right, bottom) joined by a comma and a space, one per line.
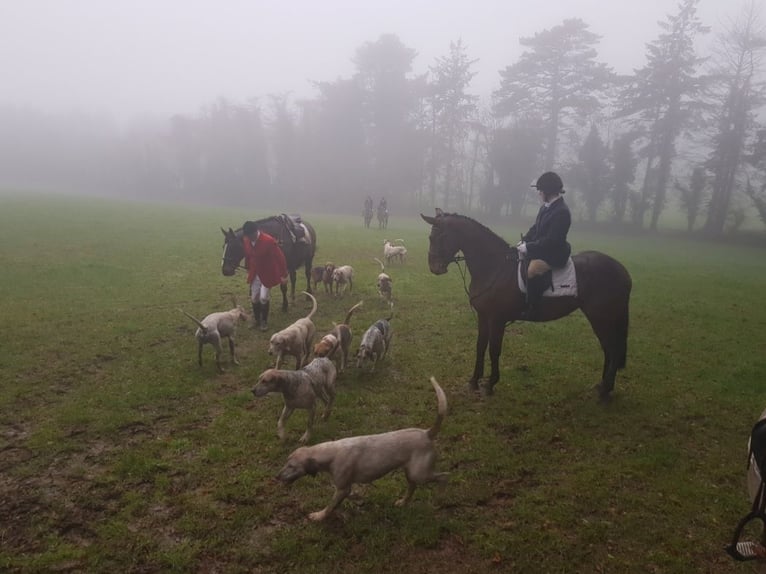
517, 171, 571, 321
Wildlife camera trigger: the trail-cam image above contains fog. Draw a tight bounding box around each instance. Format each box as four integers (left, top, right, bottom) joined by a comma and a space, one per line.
1, 0, 727, 122
1, 1, 763, 237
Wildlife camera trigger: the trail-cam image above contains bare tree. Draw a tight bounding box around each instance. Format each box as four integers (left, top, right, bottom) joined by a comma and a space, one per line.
674, 165, 708, 231
704, 2, 766, 235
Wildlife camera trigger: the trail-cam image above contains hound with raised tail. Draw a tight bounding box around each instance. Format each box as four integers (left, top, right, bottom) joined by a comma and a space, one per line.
252, 357, 337, 443
356, 304, 393, 371
373, 257, 392, 304
383, 239, 407, 265
313, 301, 363, 373
276, 377, 448, 521
181, 304, 249, 373
268, 292, 317, 369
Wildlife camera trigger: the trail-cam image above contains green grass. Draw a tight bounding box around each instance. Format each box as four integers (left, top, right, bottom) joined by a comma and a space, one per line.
1, 192, 765, 573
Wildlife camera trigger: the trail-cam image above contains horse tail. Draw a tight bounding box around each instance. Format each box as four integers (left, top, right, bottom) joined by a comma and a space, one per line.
302, 292, 318, 320
427, 377, 447, 440
180, 309, 207, 333
344, 301, 363, 326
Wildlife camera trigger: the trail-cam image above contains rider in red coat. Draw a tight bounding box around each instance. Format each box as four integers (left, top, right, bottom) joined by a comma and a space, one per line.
242, 221, 288, 330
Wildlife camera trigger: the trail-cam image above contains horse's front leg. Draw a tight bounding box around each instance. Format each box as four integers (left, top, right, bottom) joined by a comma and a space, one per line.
304, 260, 313, 294
470, 313, 490, 391
289, 270, 297, 302
484, 319, 506, 396
280, 282, 289, 312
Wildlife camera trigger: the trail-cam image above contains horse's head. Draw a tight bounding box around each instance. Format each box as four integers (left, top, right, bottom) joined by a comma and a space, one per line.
220, 227, 244, 276
420, 208, 460, 275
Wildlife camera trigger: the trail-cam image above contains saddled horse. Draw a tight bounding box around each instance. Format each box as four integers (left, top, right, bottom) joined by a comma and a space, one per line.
363, 206, 373, 228
377, 205, 388, 229
421, 209, 632, 401
221, 216, 317, 312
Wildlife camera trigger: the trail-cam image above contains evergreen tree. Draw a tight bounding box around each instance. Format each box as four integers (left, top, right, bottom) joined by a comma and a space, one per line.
618, 0, 708, 230
494, 18, 613, 167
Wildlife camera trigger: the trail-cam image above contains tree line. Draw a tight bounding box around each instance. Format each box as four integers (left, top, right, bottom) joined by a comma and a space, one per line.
1, 0, 766, 236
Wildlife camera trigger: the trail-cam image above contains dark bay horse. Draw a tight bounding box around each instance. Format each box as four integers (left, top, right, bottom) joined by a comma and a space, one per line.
363, 206, 373, 228
221, 216, 317, 312
377, 206, 388, 229
421, 209, 632, 401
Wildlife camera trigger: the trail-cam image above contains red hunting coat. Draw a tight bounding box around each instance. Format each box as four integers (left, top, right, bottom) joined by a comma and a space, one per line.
243, 232, 288, 288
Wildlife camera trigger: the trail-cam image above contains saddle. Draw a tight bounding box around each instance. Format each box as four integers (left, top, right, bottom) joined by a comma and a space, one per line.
726, 418, 766, 561
517, 257, 578, 297
278, 214, 309, 244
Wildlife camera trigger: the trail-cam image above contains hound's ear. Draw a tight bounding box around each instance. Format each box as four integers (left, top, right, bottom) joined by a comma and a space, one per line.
420, 214, 437, 225
304, 457, 319, 476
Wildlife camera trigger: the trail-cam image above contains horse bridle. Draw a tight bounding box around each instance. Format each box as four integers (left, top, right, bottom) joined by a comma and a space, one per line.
428, 226, 519, 305
221, 238, 248, 272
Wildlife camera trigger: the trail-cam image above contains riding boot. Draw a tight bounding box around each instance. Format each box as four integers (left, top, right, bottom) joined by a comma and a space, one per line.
251, 301, 262, 329
260, 301, 270, 332
519, 275, 545, 321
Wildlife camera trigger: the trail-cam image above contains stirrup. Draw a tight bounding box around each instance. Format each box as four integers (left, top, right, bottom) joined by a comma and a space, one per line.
726, 511, 766, 561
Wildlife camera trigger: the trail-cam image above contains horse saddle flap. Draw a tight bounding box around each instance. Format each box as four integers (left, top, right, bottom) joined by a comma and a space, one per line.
518, 257, 577, 297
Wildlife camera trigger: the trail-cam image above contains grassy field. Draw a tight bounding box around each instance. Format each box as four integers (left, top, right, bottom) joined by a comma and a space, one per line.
1, 192, 765, 573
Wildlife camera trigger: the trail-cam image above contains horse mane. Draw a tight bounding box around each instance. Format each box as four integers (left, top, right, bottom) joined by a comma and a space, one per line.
441, 212, 511, 251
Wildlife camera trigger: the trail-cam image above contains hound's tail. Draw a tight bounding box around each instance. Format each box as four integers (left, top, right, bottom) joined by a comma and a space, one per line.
427, 377, 447, 440
344, 301, 363, 326
393, 238, 405, 245
301, 291, 318, 320
386, 301, 394, 322
373, 257, 385, 271
180, 309, 207, 333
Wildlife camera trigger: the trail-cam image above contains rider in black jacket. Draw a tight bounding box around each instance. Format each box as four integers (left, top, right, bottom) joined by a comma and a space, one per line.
517, 172, 571, 321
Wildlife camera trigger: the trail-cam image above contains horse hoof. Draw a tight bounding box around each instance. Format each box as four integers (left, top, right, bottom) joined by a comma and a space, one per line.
480, 383, 495, 397
595, 383, 612, 404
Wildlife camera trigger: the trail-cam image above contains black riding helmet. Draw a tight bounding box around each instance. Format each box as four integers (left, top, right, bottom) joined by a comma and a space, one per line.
532, 172, 565, 197
242, 220, 259, 237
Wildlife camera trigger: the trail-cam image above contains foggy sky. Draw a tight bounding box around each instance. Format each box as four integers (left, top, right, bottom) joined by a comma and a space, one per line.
1, 0, 732, 123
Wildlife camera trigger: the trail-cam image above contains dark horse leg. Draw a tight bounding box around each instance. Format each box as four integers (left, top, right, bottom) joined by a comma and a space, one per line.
304, 257, 313, 296
469, 313, 490, 391
582, 302, 629, 402
280, 282, 289, 312
484, 319, 506, 396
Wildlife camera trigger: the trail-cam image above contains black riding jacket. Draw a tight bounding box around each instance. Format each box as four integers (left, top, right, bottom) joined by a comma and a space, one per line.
522, 197, 571, 268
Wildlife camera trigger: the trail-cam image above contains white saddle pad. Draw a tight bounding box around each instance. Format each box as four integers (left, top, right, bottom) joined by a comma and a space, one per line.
298, 223, 311, 245
517, 257, 578, 297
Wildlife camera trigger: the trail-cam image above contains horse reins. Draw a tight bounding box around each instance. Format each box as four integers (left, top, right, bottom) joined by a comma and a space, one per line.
221, 243, 247, 272
440, 250, 520, 309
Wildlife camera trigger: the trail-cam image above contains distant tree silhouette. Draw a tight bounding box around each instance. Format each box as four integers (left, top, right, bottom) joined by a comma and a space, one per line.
617, 0, 708, 230
704, 3, 766, 235
494, 18, 613, 167
674, 166, 707, 231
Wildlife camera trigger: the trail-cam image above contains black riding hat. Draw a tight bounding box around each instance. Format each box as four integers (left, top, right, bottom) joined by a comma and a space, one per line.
532, 172, 565, 195
242, 220, 259, 236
